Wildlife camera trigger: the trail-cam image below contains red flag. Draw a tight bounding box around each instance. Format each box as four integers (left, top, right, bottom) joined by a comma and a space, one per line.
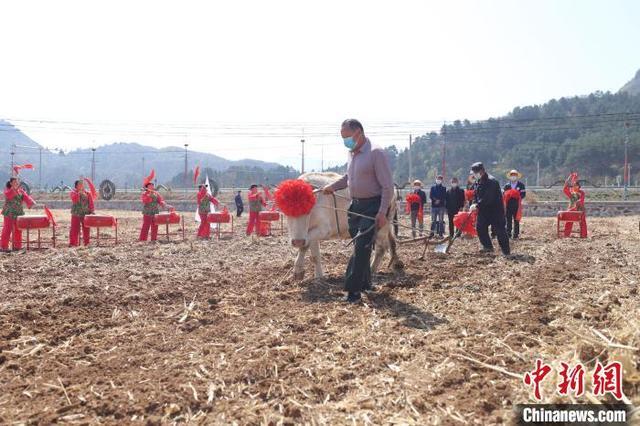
13, 163, 34, 175
143, 169, 155, 187
83, 177, 98, 199
193, 166, 200, 184
263, 185, 273, 201
44, 205, 57, 227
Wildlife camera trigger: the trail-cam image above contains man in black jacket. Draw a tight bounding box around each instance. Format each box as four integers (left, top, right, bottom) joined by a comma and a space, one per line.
469, 162, 510, 255
445, 177, 465, 237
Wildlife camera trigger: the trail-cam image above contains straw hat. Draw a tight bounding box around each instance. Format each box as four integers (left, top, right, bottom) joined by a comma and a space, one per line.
506, 169, 523, 179
413, 179, 423, 186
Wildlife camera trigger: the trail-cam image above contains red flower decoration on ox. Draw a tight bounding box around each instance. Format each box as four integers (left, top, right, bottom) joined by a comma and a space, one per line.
275, 179, 316, 217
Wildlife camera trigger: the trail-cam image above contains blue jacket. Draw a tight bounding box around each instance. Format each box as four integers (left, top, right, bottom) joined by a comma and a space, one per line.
429, 184, 447, 208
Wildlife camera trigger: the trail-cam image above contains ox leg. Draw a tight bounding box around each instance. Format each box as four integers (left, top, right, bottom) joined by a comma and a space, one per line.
293, 245, 308, 280
309, 240, 323, 279
370, 227, 389, 274
387, 231, 404, 270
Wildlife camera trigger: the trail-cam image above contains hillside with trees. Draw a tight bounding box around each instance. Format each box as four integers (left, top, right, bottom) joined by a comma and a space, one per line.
395, 90, 640, 186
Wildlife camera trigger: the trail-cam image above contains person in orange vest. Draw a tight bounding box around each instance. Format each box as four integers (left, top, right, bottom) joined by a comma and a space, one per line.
69, 180, 95, 247
562, 173, 587, 238
246, 184, 267, 236
1, 177, 36, 252
139, 182, 173, 242
196, 184, 220, 239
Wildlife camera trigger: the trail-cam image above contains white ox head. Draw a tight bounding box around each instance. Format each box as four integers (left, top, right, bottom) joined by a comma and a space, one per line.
275, 174, 345, 248
288, 208, 314, 248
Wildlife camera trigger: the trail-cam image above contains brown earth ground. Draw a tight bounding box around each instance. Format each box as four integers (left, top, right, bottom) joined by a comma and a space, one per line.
1, 211, 639, 425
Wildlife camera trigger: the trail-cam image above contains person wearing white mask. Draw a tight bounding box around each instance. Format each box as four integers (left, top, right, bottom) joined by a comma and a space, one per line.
409, 179, 427, 237
503, 169, 526, 239
445, 177, 466, 237
429, 175, 447, 238
469, 162, 510, 255
323, 119, 394, 304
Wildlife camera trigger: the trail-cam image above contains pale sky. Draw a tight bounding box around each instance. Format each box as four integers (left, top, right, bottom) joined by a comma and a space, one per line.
1, 0, 639, 171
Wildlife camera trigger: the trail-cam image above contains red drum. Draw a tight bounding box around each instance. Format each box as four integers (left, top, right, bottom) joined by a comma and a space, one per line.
557, 211, 584, 221
208, 212, 230, 223
84, 215, 116, 227
155, 212, 181, 225
16, 215, 50, 230
259, 211, 280, 221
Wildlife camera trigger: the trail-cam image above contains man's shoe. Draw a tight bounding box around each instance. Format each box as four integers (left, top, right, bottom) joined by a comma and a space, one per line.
513, 235, 519, 240
363, 284, 376, 293
479, 247, 494, 253
346, 292, 362, 303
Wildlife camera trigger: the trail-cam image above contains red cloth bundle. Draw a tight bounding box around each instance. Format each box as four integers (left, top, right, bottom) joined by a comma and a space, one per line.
464, 189, 475, 202
503, 188, 523, 221
405, 193, 423, 217
453, 211, 477, 236
274, 179, 316, 217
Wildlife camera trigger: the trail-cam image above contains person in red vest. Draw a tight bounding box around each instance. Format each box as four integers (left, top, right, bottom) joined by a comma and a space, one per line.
69, 180, 95, 247
563, 173, 587, 238
246, 184, 267, 236
196, 184, 220, 239
1, 177, 36, 252
139, 182, 173, 242
503, 169, 526, 239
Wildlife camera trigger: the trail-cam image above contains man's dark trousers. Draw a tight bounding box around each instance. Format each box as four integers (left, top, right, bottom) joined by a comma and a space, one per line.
476, 210, 510, 254
505, 200, 519, 237
345, 197, 380, 293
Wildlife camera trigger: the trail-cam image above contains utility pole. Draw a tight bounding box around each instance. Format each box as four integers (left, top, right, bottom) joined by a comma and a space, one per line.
536, 160, 540, 187
91, 148, 96, 182
408, 134, 413, 182
441, 123, 447, 180
184, 144, 189, 191
624, 121, 630, 200
39, 147, 43, 189
300, 138, 305, 174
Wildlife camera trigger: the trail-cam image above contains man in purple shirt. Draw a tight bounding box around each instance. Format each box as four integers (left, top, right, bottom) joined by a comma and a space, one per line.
323, 119, 394, 303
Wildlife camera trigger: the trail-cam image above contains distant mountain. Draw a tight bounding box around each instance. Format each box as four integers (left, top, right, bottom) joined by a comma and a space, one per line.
620, 68, 640, 96
0, 119, 42, 150
0, 123, 283, 188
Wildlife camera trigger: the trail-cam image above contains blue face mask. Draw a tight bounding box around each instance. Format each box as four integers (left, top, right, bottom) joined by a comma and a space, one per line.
343, 136, 357, 150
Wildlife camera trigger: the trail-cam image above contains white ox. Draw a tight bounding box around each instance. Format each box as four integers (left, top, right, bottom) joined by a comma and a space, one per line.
285, 172, 402, 280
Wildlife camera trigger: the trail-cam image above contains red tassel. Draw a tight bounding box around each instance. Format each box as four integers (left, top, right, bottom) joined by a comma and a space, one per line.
143, 169, 155, 187
12, 163, 34, 175
84, 177, 98, 199
274, 179, 316, 217
193, 166, 200, 184
44, 205, 57, 227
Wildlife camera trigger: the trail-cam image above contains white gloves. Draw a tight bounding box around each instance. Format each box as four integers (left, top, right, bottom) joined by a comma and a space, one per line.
469, 204, 478, 212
